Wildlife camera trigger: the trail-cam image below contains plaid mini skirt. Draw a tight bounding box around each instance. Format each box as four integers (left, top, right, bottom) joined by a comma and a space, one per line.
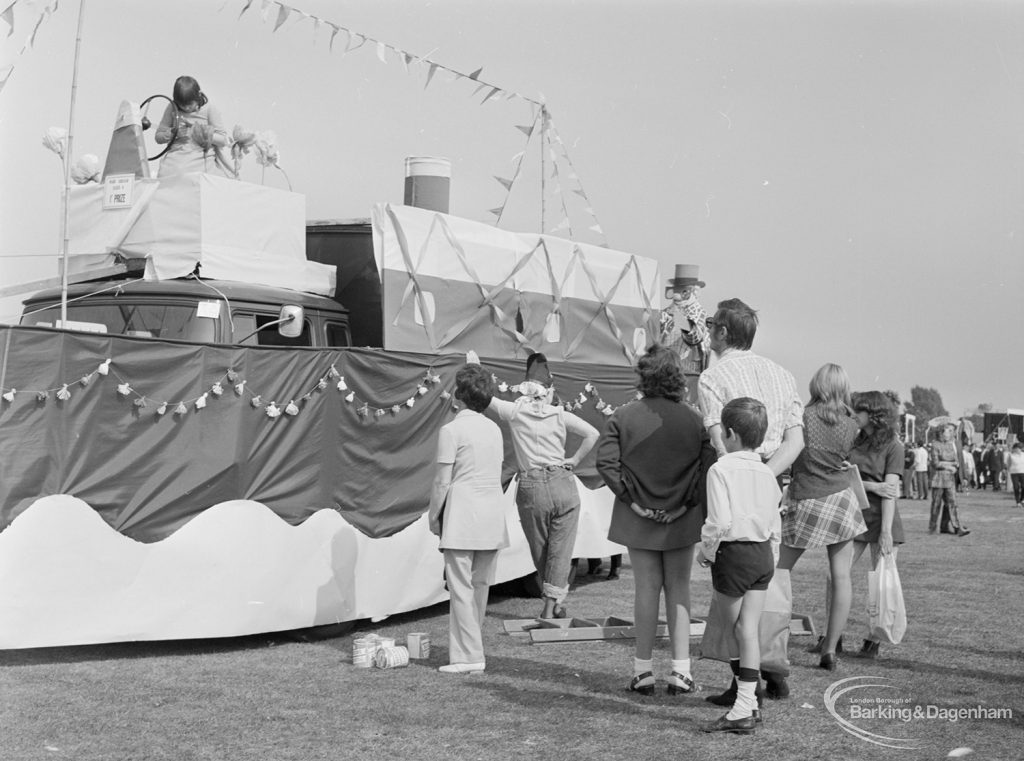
782, 487, 867, 549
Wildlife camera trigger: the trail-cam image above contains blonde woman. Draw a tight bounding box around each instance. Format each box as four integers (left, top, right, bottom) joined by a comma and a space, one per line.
778, 363, 865, 671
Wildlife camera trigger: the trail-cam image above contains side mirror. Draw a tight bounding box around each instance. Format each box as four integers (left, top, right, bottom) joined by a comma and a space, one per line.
278, 305, 304, 338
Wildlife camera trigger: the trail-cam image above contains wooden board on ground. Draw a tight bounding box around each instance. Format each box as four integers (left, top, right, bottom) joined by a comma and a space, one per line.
503, 616, 705, 643
504, 614, 815, 643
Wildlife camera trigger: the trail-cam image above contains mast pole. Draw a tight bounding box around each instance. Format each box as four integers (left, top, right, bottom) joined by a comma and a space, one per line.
60, 0, 87, 325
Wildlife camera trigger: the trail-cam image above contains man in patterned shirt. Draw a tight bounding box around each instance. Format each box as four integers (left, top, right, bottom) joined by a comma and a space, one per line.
697, 297, 805, 703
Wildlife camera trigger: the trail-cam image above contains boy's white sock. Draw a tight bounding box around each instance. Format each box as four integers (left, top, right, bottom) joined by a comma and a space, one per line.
633, 657, 653, 676
727, 679, 758, 720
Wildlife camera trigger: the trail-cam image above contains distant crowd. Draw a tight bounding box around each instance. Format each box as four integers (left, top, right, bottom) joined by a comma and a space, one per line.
903, 438, 1024, 509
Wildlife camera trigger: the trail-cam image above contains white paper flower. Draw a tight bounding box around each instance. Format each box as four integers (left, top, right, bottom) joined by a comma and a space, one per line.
79, 375, 91, 387
174, 402, 188, 415
285, 401, 299, 416
211, 382, 224, 396
251, 395, 262, 408
265, 402, 282, 419
253, 130, 280, 167
56, 385, 71, 401
417, 385, 428, 396
71, 154, 101, 184
602, 406, 615, 416
406, 398, 415, 408
117, 383, 131, 396
391, 405, 401, 414
317, 378, 327, 391
195, 393, 208, 410
42, 127, 67, 158
156, 403, 167, 416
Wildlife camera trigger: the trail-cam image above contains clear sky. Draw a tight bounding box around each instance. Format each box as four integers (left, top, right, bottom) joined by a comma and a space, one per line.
1, 0, 1022, 417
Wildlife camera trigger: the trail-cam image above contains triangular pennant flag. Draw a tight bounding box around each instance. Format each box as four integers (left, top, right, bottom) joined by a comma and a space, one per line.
376, 41, 388, 63
589, 224, 604, 234
312, 18, 322, 40
494, 176, 513, 191
24, 11, 44, 51
402, 52, 413, 73
572, 188, 587, 198
584, 206, 596, 216
273, 4, 290, 32
424, 62, 439, 89
345, 32, 365, 54
468, 67, 483, 80
238, 0, 253, 17
471, 82, 488, 97
515, 124, 534, 137
260, 0, 272, 22
489, 207, 504, 217
3, 2, 16, 36
328, 23, 340, 50
0, 65, 12, 94
555, 217, 571, 231
510, 150, 525, 165
481, 87, 501, 104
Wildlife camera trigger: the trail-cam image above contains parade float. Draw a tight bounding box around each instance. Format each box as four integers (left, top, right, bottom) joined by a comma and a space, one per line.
0, 1, 705, 649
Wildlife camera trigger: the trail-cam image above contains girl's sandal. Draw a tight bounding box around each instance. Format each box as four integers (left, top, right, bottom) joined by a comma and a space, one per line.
628, 671, 656, 696
666, 672, 697, 695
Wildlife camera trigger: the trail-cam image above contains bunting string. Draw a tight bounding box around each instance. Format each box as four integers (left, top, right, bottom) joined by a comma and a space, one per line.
0, 352, 638, 421
0, 0, 58, 95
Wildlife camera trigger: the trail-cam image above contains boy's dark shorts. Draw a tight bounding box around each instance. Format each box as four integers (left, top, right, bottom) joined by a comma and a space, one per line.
711, 540, 774, 598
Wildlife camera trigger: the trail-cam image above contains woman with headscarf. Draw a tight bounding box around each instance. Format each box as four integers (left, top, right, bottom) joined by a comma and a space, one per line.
488, 356, 599, 620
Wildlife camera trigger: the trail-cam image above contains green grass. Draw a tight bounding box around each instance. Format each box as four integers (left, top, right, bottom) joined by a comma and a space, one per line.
2, 489, 1023, 760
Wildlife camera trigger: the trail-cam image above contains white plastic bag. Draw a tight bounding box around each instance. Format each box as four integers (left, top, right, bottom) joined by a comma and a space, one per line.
867, 553, 907, 644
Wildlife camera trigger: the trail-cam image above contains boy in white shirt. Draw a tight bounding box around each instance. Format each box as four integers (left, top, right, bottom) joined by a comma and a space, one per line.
698, 397, 782, 734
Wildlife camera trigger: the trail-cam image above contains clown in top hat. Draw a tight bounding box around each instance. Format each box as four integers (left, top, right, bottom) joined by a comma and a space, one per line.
660, 264, 710, 362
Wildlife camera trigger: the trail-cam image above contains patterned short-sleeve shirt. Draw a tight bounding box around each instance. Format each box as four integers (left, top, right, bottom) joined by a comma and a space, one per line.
697, 349, 804, 459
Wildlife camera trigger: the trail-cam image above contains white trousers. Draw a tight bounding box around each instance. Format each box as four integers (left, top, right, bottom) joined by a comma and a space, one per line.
444, 548, 498, 664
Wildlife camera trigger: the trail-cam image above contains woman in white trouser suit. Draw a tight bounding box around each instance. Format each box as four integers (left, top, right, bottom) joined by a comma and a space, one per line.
428, 365, 509, 674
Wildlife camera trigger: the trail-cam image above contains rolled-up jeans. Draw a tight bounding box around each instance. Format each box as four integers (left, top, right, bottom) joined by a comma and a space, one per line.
516, 465, 580, 604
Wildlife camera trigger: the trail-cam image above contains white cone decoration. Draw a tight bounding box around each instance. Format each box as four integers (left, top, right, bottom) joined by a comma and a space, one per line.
117, 383, 132, 396
337, 377, 348, 391
345, 391, 355, 403
2, 389, 14, 403
174, 402, 188, 416
285, 401, 299, 416
195, 393, 208, 410
57, 385, 71, 401
97, 359, 111, 376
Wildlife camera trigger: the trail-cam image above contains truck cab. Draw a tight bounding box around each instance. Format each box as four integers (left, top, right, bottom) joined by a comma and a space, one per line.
20, 277, 351, 348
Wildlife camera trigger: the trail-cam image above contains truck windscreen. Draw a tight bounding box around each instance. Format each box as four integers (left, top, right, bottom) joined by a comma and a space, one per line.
21, 302, 217, 343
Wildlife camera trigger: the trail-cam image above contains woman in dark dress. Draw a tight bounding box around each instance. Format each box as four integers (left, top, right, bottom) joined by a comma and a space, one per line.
596, 344, 716, 695
847, 390, 906, 659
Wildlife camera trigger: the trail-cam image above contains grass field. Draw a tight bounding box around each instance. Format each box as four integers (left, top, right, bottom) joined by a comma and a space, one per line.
2, 489, 1022, 761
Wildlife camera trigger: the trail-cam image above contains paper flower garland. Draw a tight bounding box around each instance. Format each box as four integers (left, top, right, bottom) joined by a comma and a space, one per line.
0, 351, 632, 428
